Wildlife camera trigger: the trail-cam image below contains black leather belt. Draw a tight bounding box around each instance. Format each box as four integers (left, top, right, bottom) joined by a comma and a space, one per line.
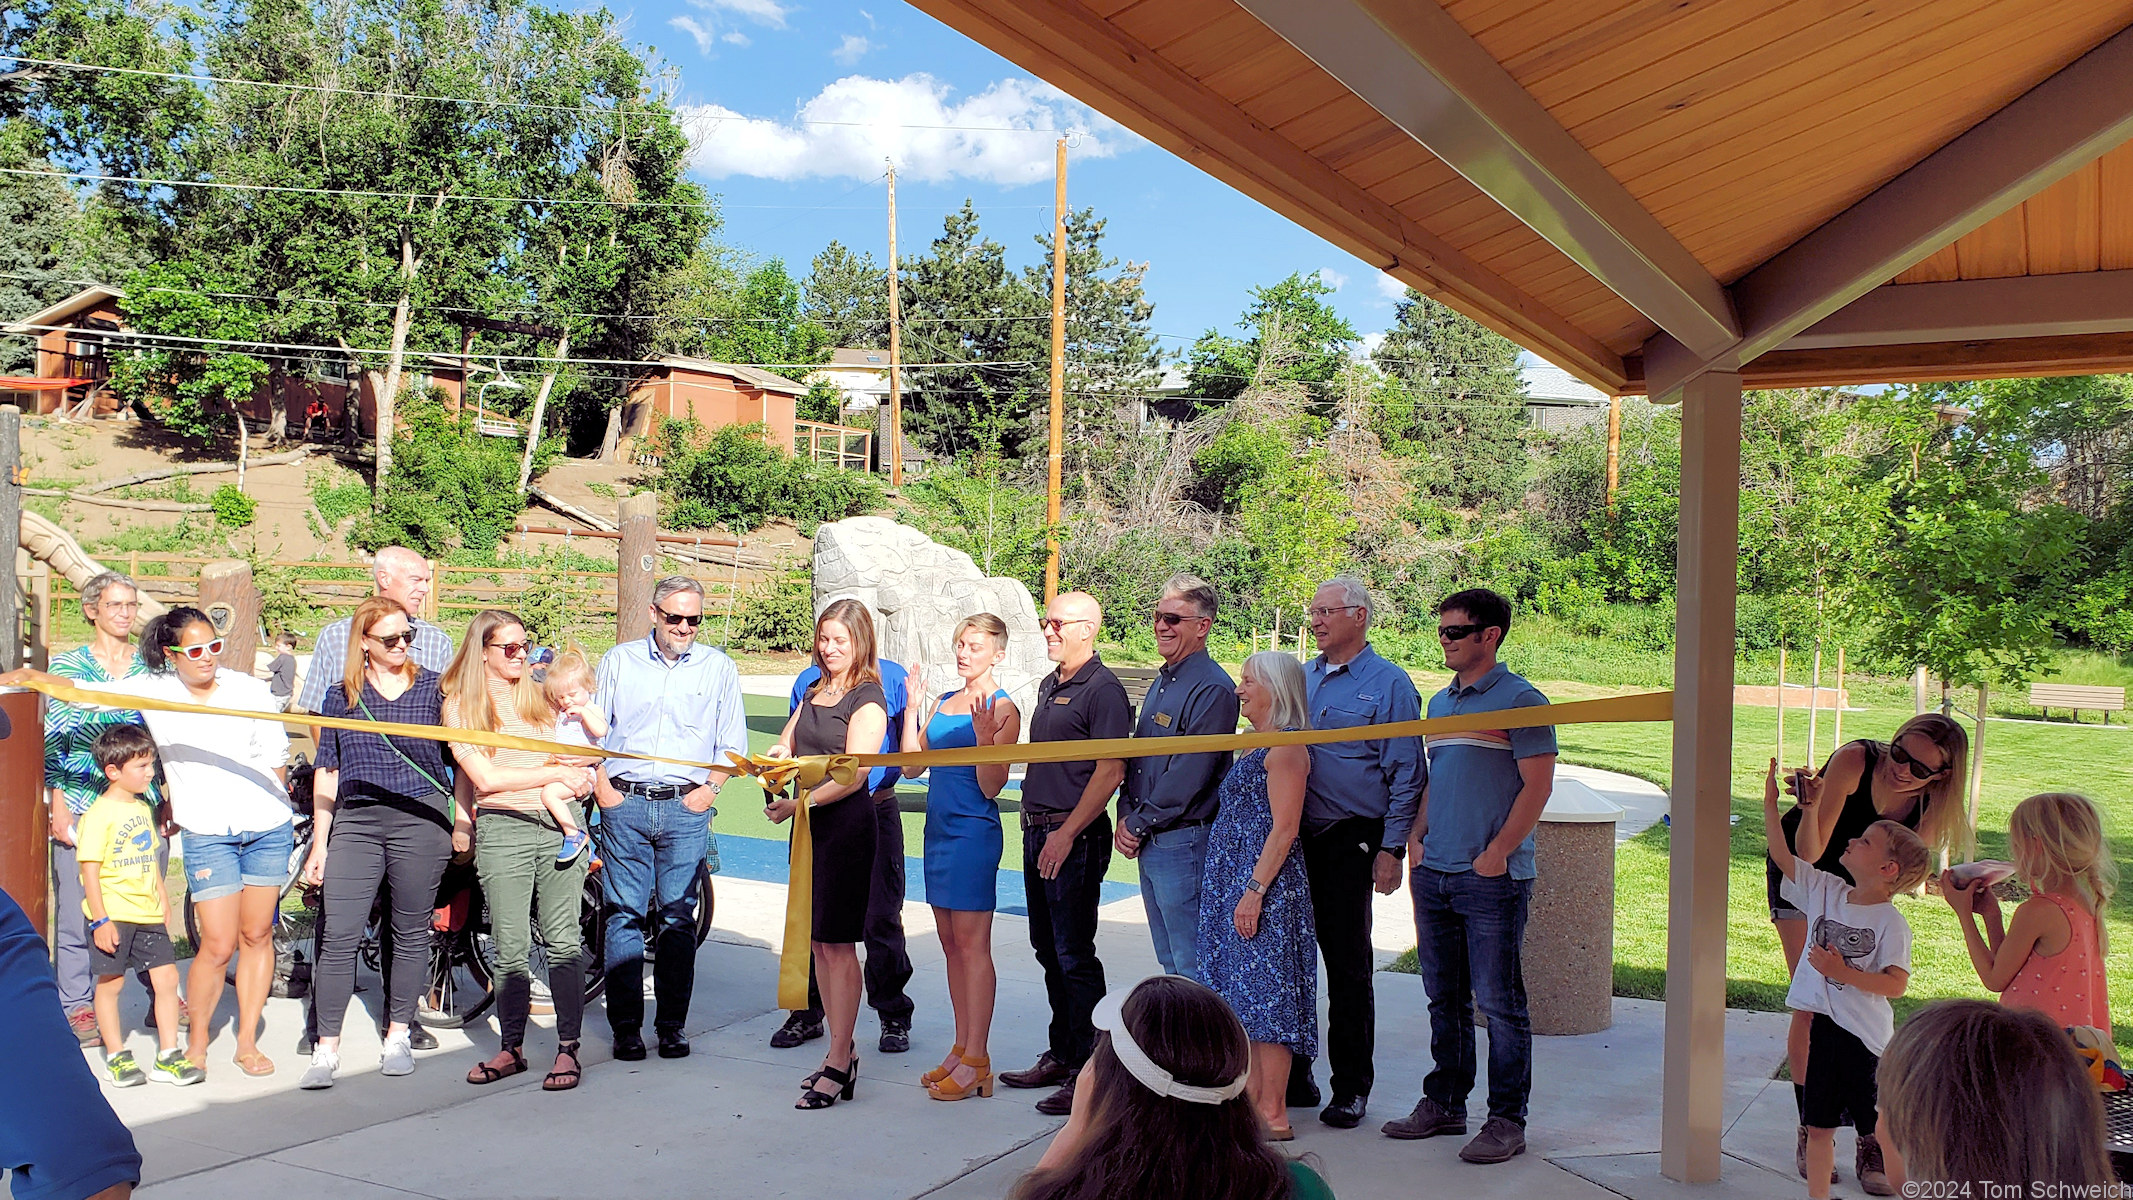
619, 780, 692, 801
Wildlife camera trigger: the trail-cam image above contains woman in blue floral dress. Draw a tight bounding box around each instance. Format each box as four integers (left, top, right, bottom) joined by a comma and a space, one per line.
1197, 650, 1317, 1140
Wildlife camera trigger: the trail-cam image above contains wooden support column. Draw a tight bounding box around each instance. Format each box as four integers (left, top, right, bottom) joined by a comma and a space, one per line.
1662, 369, 1741, 1184
0, 406, 20, 672
616, 492, 658, 646
197, 560, 261, 672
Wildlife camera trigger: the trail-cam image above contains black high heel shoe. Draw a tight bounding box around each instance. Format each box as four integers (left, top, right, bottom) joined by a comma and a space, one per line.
797, 1056, 859, 1109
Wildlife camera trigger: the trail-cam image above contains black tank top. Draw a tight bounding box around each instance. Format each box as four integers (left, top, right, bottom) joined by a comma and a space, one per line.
1777, 742, 1919, 885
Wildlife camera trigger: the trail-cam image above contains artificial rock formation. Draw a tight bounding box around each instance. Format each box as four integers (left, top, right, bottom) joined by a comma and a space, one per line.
811, 516, 1048, 705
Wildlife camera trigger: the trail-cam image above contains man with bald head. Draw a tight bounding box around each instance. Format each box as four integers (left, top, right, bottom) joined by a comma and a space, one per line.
296, 546, 451, 1053
997, 591, 1131, 1116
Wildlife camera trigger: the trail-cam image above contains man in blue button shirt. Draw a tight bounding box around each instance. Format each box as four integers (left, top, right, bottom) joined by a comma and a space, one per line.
1289, 576, 1423, 1131
1382, 588, 1556, 1166
768, 658, 917, 1055
591, 577, 749, 1062
1118, 574, 1239, 981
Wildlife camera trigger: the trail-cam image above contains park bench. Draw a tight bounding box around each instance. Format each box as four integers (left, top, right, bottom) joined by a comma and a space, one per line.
2027, 682, 2126, 724
1113, 665, 1159, 708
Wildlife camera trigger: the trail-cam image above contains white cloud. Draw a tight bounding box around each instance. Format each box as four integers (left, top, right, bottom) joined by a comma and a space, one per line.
686, 0, 790, 27
832, 35, 873, 65
859, 8, 878, 27
1376, 272, 1410, 302
722, 30, 751, 45
1317, 267, 1348, 292
668, 15, 716, 55
680, 74, 1140, 186
1360, 331, 1387, 356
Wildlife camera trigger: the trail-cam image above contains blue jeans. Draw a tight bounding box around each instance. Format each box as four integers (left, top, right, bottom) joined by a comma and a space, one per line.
1137, 823, 1210, 981
1412, 866, 1533, 1126
597, 792, 709, 1036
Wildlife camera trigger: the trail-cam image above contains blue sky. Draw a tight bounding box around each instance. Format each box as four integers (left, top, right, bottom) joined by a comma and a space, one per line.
624, 0, 1417, 357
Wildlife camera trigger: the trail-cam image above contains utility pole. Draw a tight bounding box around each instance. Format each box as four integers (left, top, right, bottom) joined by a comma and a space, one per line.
886, 160, 903, 488
1605, 394, 1622, 511
1044, 138, 1067, 603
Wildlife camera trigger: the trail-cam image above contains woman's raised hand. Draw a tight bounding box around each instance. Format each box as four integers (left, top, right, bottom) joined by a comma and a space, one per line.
969, 690, 1004, 745
1784, 765, 1823, 807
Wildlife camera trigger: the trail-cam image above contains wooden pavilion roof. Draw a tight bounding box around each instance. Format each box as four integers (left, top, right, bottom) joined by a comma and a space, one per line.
908, 0, 2133, 397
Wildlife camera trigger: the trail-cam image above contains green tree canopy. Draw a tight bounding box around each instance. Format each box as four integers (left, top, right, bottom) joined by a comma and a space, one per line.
1184, 272, 1358, 404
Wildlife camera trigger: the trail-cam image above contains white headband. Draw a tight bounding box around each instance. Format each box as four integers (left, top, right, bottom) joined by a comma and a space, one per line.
1091, 982, 1250, 1105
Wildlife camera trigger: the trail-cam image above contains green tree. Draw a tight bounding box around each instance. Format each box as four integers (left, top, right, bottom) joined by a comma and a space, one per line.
1184, 272, 1357, 404
803, 240, 888, 349
900, 201, 1048, 458
1020, 207, 1161, 479
107, 261, 270, 443
1371, 290, 1530, 511
688, 259, 830, 369
1237, 454, 1355, 625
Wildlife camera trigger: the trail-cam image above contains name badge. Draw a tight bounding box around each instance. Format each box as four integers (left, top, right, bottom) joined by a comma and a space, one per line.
1154, 711, 1173, 728
1054, 696, 1073, 705
1359, 693, 1378, 702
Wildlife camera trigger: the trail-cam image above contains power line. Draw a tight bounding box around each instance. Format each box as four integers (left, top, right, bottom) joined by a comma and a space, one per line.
4, 166, 718, 210
6, 57, 1095, 135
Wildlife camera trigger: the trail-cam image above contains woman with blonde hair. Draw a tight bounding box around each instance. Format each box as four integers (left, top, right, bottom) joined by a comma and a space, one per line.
1943, 792, 2114, 1029
903, 613, 1021, 1101
1878, 999, 2113, 1191
442, 609, 595, 1092
1766, 711, 1968, 1183
1195, 651, 1317, 1140
298, 594, 461, 1089
765, 598, 889, 1109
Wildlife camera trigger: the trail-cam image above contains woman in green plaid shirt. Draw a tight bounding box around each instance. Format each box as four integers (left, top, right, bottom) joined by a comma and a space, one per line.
44, 571, 166, 1041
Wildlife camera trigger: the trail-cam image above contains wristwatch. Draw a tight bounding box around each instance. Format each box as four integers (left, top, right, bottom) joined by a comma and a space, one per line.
1244, 877, 1267, 896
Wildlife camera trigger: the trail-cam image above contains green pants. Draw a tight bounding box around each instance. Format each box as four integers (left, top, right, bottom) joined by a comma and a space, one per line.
474, 807, 587, 1046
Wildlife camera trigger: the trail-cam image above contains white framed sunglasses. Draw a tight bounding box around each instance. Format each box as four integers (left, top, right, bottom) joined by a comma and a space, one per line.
170, 639, 225, 661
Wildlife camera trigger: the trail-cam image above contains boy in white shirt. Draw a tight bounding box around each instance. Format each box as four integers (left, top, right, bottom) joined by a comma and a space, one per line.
1764, 760, 1929, 1200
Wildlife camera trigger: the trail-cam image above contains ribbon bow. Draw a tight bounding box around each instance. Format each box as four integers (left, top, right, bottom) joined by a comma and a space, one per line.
724, 752, 863, 1009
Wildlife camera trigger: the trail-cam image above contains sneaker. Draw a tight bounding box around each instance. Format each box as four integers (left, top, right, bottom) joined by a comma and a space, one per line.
107, 1050, 147, 1088
299, 1050, 339, 1090
1458, 1116, 1527, 1164
556, 831, 590, 865
770, 1010, 824, 1049
1857, 1133, 1896, 1196
381, 1032, 415, 1077
153, 1049, 204, 1086
879, 1019, 910, 1054
68, 1006, 99, 1045
1382, 1096, 1467, 1140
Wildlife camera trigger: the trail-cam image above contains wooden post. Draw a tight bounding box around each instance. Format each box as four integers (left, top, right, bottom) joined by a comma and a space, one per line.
886, 161, 904, 488
197, 560, 261, 671
1045, 138, 1068, 604
0, 689, 47, 930
423, 559, 441, 625
0, 405, 19, 672
1806, 645, 1823, 767
1832, 647, 1845, 748
1662, 370, 1740, 1184
1605, 395, 1622, 511
1775, 645, 1787, 765
1914, 665, 1929, 715
516, 330, 571, 495
617, 492, 658, 646
1964, 684, 1987, 865
29, 560, 49, 672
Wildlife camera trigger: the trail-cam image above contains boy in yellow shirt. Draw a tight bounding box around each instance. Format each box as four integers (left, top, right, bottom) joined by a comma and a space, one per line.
78, 724, 201, 1086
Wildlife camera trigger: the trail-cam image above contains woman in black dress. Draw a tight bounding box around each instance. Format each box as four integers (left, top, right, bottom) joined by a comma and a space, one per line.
1767, 711, 1968, 1183
765, 598, 889, 1110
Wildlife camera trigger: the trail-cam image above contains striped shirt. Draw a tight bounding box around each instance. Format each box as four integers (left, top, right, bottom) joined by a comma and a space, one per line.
444, 676, 556, 820
44, 645, 161, 815
1420, 662, 1556, 880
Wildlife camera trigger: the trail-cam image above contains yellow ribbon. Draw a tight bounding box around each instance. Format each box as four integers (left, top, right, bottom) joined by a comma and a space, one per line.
742, 754, 863, 1009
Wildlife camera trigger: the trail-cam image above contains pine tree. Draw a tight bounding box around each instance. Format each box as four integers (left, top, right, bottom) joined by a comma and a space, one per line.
1372, 289, 1531, 511
1020, 207, 1161, 478
803, 240, 888, 349
900, 201, 1047, 458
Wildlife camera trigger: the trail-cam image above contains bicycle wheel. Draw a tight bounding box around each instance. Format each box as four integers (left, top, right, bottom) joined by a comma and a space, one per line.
693, 864, 715, 946
578, 869, 608, 1002
415, 929, 493, 1028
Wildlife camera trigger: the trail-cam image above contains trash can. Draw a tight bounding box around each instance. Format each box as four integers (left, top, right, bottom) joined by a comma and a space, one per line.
1522, 779, 1625, 1035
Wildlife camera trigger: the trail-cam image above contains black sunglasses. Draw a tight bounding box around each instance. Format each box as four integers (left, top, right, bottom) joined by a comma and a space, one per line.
1151, 611, 1207, 627
1888, 741, 1949, 780
367, 630, 415, 648
487, 640, 531, 659
655, 606, 704, 628
1437, 622, 1486, 641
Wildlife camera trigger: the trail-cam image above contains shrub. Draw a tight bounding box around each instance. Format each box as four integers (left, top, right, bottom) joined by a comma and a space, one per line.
211, 484, 257, 528
732, 570, 813, 652
353, 390, 551, 557
308, 465, 371, 531
651, 419, 884, 534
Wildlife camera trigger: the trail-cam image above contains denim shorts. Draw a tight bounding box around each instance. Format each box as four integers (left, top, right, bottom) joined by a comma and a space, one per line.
182, 823, 297, 902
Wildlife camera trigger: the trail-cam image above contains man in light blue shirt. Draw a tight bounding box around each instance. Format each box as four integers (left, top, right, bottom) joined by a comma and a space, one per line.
1289, 576, 1424, 1130
768, 660, 917, 1055
592, 577, 748, 1061
1383, 588, 1556, 1166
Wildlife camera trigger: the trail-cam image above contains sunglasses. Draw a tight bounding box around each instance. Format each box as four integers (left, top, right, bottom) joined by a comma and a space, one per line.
169, 639, 225, 661
1888, 741, 1949, 780
367, 630, 415, 649
1041, 617, 1094, 633
654, 606, 704, 628
1309, 605, 1361, 620
487, 640, 532, 659
1151, 611, 1207, 627
1437, 623, 1485, 642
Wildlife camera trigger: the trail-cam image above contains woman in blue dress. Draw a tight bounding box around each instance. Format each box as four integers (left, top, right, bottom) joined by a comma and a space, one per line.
1197, 650, 1317, 1141
901, 613, 1021, 1102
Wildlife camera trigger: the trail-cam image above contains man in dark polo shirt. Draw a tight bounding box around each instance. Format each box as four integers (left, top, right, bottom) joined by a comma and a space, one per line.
1117, 573, 1239, 982
997, 590, 1131, 1117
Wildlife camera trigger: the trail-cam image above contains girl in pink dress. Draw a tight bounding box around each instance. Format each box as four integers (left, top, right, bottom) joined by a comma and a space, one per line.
1943, 792, 2113, 1029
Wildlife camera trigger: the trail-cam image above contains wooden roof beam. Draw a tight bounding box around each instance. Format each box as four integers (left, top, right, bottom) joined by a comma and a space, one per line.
906, 0, 1628, 390
1639, 20, 2133, 401
1236, 0, 1739, 361
1783, 270, 2133, 350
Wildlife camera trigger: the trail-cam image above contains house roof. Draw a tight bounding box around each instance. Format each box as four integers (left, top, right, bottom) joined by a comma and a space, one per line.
656, 356, 808, 395
1520, 362, 1608, 407
824, 347, 891, 369
3, 284, 123, 335
909, 0, 2133, 398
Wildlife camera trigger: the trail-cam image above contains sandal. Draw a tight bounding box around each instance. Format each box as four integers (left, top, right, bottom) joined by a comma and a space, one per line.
797, 1056, 858, 1110
467, 1047, 527, 1085
234, 1051, 276, 1077
543, 1042, 582, 1092
921, 1043, 965, 1087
